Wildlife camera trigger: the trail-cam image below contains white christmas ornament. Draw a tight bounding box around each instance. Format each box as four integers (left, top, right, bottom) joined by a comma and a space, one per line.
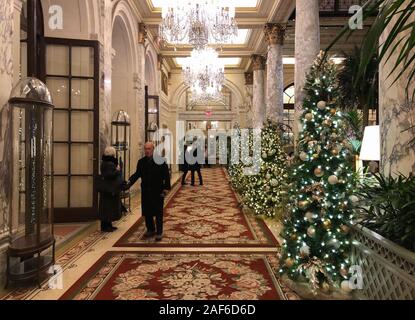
349, 195, 359, 203
300, 244, 310, 257
300, 152, 308, 161
305, 211, 314, 222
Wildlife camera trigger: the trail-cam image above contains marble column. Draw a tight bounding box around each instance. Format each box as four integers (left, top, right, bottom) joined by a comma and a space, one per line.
98, 0, 114, 155
379, 4, 415, 176
136, 23, 147, 152
294, 0, 320, 139
244, 72, 254, 128
0, 0, 22, 287
264, 23, 285, 123
251, 54, 266, 129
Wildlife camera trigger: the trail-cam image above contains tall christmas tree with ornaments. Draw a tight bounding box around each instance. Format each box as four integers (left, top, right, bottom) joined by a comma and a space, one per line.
280, 52, 357, 294
228, 124, 245, 193
243, 119, 288, 217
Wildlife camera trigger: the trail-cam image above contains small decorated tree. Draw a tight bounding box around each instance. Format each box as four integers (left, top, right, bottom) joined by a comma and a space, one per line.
280, 52, 356, 294
243, 119, 288, 217
228, 124, 245, 192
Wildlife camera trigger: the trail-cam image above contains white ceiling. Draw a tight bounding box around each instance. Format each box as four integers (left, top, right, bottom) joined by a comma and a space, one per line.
132, 0, 370, 71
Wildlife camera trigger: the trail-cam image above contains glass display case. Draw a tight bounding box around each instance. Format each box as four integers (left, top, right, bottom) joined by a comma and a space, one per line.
6, 77, 55, 288
145, 86, 160, 142
111, 110, 131, 213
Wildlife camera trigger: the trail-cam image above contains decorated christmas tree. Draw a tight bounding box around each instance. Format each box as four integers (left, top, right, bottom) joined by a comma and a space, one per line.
243, 119, 288, 217
280, 52, 356, 294
228, 124, 245, 192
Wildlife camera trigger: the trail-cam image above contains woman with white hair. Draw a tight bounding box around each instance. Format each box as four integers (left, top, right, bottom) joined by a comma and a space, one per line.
97, 146, 122, 232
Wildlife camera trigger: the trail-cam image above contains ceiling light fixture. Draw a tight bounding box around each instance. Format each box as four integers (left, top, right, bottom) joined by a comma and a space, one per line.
182, 47, 225, 103
159, 0, 238, 49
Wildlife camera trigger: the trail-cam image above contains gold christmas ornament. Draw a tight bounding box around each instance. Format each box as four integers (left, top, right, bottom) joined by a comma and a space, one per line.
331, 148, 339, 156
285, 258, 294, 268
340, 224, 350, 234
330, 108, 337, 115
290, 234, 298, 241
307, 226, 316, 237
312, 153, 319, 160
340, 267, 349, 278
328, 175, 339, 185
323, 219, 332, 230
320, 281, 331, 294
299, 200, 310, 209
317, 101, 327, 110
305, 113, 313, 121
314, 168, 324, 177
340, 202, 348, 210
323, 119, 332, 127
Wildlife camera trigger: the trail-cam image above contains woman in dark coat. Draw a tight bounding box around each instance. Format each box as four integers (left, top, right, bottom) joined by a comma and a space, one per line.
98, 147, 122, 232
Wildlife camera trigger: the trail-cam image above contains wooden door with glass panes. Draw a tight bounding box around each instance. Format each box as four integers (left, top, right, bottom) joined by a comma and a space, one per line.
42, 38, 99, 222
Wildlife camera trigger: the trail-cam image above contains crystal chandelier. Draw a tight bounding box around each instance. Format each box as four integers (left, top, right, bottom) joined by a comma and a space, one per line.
182, 47, 225, 102
159, 0, 238, 49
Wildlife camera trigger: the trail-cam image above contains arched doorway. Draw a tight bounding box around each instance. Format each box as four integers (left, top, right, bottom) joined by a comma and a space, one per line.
111, 12, 140, 174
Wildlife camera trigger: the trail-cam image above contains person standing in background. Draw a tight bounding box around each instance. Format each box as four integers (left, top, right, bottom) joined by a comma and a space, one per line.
98, 147, 123, 232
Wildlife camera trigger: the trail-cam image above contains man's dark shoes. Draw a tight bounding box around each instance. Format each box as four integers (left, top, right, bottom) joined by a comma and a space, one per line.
155, 234, 163, 242
143, 231, 156, 238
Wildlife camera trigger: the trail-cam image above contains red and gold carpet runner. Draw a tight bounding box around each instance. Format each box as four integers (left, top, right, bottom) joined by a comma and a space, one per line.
61, 168, 298, 300
115, 168, 278, 247
2, 167, 298, 300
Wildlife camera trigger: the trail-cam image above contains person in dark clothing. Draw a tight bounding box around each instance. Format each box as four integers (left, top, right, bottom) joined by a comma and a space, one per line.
127, 142, 171, 241
181, 144, 190, 185
190, 143, 203, 186
98, 147, 123, 232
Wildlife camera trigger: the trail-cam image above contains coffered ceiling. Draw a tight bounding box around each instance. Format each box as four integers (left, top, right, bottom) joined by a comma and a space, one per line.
131, 0, 370, 71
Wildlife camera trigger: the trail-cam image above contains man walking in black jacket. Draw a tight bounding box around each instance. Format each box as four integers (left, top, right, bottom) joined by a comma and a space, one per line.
127, 142, 171, 241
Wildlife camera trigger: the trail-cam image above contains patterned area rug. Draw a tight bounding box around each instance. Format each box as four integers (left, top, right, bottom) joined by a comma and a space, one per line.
115, 168, 278, 247
60, 251, 298, 300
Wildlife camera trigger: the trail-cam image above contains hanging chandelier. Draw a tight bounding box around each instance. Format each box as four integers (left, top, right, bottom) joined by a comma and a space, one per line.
159, 0, 238, 49
182, 47, 225, 103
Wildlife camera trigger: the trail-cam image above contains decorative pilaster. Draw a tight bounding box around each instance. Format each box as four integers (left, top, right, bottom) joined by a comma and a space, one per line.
251, 55, 266, 129
0, 0, 16, 288
136, 23, 146, 150
264, 23, 285, 123
379, 9, 415, 176
294, 0, 320, 139
244, 72, 254, 128
98, 0, 114, 155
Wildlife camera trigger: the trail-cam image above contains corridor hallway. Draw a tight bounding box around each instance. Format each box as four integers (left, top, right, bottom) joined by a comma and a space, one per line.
1, 168, 298, 300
